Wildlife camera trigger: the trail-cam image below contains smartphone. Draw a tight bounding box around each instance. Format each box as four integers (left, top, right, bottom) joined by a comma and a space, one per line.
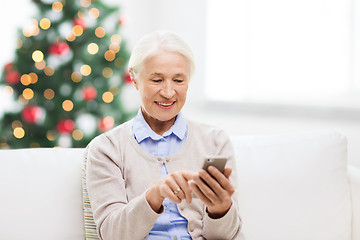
202, 155, 228, 174
190, 156, 228, 198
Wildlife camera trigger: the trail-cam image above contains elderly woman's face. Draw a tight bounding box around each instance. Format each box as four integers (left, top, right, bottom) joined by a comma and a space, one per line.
133, 50, 190, 129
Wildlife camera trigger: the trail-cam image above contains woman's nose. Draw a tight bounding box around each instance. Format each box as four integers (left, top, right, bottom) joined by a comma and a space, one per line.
160, 82, 175, 99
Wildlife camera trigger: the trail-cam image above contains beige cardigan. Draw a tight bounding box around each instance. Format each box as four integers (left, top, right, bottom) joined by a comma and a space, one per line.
86, 119, 243, 240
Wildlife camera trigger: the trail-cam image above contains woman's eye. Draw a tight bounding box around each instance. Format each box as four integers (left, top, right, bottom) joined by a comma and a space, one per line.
152, 79, 162, 83
174, 79, 184, 83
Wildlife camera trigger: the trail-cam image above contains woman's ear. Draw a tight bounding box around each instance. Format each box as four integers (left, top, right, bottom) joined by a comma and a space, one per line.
129, 69, 138, 90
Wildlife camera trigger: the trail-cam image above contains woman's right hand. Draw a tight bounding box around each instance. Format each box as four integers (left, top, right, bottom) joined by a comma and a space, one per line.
146, 171, 196, 213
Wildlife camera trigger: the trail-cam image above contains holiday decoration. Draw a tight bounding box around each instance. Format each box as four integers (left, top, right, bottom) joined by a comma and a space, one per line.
0, 0, 136, 148
82, 86, 97, 101
56, 119, 75, 134
21, 105, 44, 124
5, 71, 21, 85
98, 116, 114, 132
4, 63, 21, 85
75, 113, 97, 136
49, 42, 70, 55
4, 63, 14, 72
73, 17, 87, 29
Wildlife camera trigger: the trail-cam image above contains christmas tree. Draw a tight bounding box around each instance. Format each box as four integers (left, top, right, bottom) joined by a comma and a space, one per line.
0, 0, 136, 148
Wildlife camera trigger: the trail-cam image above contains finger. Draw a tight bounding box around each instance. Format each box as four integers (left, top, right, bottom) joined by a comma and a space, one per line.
193, 172, 219, 203
163, 177, 184, 203
189, 180, 213, 206
159, 183, 181, 203
199, 169, 225, 198
175, 189, 186, 200
207, 166, 235, 194
172, 172, 193, 204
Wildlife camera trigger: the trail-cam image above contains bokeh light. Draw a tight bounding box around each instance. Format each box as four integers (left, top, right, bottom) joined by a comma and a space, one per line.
72, 129, 84, 140
44, 89, 55, 100
33, 28, 40, 36
73, 25, 84, 36
52, 1, 63, 12
89, 8, 100, 19
71, 72, 82, 82
102, 67, 113, 78
77, 11, 84, 19
35, 60, 46, 70
103, 116, 114, 127
66, 33, 76, 42
22, 29, 32, 38
29, 73, 39, 84
95, 27, 106, 38
109, 44, 120, 53
18, 95, 29, 105
80, 0, 91, 7
39, 18, 51, 30
111, 34, 122, 45
20, 74, 32, 86
87, 43, 99, 54
62, 100, 74, 111
13, 127, 25, 139
80, 65, 92, 76
44, 66, 55, 76
102, 91, 114, 103
12, 120, 23, 129
104, 50, 115, 61
32, 50, 44, 63
29, 72, 38, 84
4, 86, 14, 96
46, 130, 56, 141
23, 88, 34, 100
22, 19, 39, 37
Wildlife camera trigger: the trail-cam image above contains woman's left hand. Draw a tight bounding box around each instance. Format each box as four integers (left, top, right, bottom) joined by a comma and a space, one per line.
189, 166, 235, 218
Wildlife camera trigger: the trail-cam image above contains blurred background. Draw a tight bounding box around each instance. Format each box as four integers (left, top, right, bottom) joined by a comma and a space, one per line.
0, 0, 359, 168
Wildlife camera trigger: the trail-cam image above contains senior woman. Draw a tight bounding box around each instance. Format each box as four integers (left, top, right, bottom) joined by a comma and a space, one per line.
85, 31, 243, 240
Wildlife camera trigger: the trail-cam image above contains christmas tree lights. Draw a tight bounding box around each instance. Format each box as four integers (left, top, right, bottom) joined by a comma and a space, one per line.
0, 0, 135, 148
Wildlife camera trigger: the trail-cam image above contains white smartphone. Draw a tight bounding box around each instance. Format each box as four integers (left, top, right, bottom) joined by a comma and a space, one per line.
202, 155, 228, 174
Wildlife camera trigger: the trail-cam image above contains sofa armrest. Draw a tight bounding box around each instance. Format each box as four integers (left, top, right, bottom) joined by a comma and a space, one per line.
348, 165, 360, 240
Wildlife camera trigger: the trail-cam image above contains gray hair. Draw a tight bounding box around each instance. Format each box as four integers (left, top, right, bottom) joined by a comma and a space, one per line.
128, 31, 195, 78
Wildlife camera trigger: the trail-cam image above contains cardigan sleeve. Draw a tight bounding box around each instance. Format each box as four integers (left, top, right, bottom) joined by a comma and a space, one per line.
202, 129, 243, 240
86, 134, 161, 240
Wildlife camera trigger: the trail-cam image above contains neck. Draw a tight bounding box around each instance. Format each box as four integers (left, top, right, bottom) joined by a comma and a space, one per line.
141, 109, 176, 136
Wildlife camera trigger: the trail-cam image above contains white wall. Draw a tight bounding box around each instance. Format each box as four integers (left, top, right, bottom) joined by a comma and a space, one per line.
0, 1, 37, 71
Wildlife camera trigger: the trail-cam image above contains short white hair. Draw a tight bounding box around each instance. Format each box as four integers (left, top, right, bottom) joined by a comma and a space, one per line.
128, 31, 195, 78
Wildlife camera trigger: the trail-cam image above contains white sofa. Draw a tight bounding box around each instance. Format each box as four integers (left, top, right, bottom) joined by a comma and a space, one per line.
0, 130, 359, 240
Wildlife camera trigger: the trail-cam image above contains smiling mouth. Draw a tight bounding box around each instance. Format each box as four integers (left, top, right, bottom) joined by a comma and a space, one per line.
156, 101, 175, 107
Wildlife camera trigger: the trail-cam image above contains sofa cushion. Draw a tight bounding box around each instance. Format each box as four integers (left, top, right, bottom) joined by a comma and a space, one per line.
0, 148, 85, 240
231, 130, 351, 240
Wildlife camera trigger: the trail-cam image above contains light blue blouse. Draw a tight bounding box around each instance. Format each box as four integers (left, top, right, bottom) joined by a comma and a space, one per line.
132, 110, 192, 240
